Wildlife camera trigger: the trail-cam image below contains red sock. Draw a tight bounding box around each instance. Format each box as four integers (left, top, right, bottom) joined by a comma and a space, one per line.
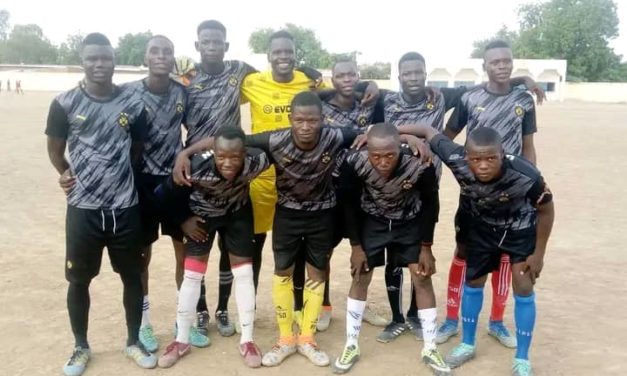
446, 256, 466, 321
490, 254, 511, 322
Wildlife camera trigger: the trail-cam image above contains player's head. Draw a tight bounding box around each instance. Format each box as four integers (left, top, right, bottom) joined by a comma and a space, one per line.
483, 40, 513, 85
268, 30, 296, 77
81, 33, 115, 84
367, 123, 401, 178
289, 91, 323, 148
195, 20, 229, 64
332, 59, 359, 98
214, 126, 246, 181
465, 127, 504, 182
398, 52, 426, 98
144, 35, 175, 77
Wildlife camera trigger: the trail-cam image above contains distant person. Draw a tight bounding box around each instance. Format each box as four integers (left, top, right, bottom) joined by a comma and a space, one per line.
0, 80, 3, 92
15, 80, 23, 95
6, 79, 10, 92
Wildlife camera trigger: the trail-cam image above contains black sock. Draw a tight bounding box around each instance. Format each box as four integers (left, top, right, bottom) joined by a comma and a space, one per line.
293, 245, 306, 311
252, 233, 266, 292
323, 261, 331, 306
196, 278, 208, 313
385, 263, 405, 323
407, 283, 418, 318
120, 273, 143, 346
67, 282, 91, 348
217, 245, 233, 312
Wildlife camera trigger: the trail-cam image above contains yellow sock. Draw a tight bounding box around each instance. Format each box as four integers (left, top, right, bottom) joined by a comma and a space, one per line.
301, 279, 325, 338
272, 274, 294, 339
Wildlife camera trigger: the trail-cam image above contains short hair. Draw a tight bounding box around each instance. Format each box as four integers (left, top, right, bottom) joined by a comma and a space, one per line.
485, 39, 511, 53
269, 30, 294, 49
81, 33, 111, 49
466, 127, 503, 149
147, 35, 174, 49
367, 123, 400, 142
291, 91, 322, 113
332, 58, 357, 72
197, 20, 227, 37
214, 126, 245, 145
398, 52, 426, 71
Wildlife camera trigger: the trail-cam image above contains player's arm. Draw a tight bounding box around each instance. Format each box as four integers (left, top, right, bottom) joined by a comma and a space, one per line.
173, 137, 215, 186
416, 165, 439, 277
511, 76, 546, 104
130, 109, 148, 169
340, 159, 370, 277
396, 123, 440, 142
443, 99, 469, 140
521, 101, 538, 165
246, 148, 272, 178
439, 86, 467, 111
45, 99, 73, 194
523, 177, 554, 283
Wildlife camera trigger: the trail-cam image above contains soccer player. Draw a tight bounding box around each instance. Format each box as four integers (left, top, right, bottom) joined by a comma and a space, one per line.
400, 124, 553, 376
436, 40, 539, 348
332, 123, 450, 375
15, 79, 23, 94
157, 126, 270, 369
121, 35, 190, 352
46, 33, 156, 376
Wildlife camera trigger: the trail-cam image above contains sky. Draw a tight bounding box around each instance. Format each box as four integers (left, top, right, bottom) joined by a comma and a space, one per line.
2, 0, 627, 64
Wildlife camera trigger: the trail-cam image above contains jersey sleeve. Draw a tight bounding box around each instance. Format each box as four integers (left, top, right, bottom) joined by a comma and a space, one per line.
416, 165, 439, 244
522, 102, 537, 136
45, 99, 70, 139
429, 133, 465, 165
247, 148, 272, 178
339, 157, 363, 246
242, 62, 258, 77
371, 89, 391, 123
526, 174, 553, 206
339, 127, 359, 148
130, 108, 149, 142
296, 66, 322, 81
245, 132, 272, 157
445, 97, 469, 134
440, 86, 467, 111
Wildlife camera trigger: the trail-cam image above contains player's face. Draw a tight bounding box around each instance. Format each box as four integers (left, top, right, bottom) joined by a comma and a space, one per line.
399, 59, 426, 97
145, 38, 175, 76
82, 45, 115, 84
196, 29, 229, 64
269, 38, 296, 76
465, 144, 504, 182
214, 138, 245, 181
368, 136, 400, 178
290, 105, 322, 146
332, 62, 358, 97
484, 48, 513, 85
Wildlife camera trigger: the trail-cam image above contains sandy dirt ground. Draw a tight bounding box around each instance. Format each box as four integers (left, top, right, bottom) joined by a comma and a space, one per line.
1, 91, 626, 376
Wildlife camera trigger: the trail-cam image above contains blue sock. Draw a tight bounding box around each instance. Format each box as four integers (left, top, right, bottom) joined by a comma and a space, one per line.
461, 285, 484, 346
514, 293, 536, 360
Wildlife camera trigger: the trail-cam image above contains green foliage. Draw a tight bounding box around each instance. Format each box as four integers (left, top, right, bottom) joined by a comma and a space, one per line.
56, 32, 84, 65
1, 24, 57, 64
359, 62, 391, 79
115, 31, 153, 66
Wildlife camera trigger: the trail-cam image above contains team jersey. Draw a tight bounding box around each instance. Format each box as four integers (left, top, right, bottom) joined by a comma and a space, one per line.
430, 134, 552, 230
446, 85, 537, 156
45, 84, 147, 210
245, 127, 357, 211
184, 61, 256, 145
122, 79, 186, 176
322, 99, 375, 131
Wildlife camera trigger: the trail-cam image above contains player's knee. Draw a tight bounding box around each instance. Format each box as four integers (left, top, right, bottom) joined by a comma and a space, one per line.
511, 273, 533, 296
455, 244, 468, 259
232, 262, 254, 283
466, 275, 487, 288
184, 257, 207, 277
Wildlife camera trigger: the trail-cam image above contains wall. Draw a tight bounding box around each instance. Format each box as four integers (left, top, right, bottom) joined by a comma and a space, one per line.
563, 83, 627, 103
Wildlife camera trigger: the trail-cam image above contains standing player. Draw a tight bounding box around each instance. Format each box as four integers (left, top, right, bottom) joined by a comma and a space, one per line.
15, 79, 23, 94
46, 33, 156, 376
436, 40, 539, 348
121, 35, 190, 352
157, 127, 270, 369
332, 124, 450, 375
401, 124, 553, 376
6, 79, 10, 92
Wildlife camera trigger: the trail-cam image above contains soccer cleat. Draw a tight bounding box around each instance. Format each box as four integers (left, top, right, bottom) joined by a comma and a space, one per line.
332, 344, 360, 374
362, 305, 388, 327
317, 305, 332, 332
261, 341, 297, 367
157, 341, 191, 368
488, 321, 517, 348
215, 310, 236, 337
297, 340, 330, 366
512, 358, 534, 376
376, 321, 406, 343
406, 316, 424, 341
189, 326, 211, 348
139, 325, 159, 353
125, 342, 157, 369
421, 348, 452, 375
239, 341, 263, 368
196, 310, 210, 337
63, 346, 91, 376
445, 343, 476, 369
435, 319, 459, 344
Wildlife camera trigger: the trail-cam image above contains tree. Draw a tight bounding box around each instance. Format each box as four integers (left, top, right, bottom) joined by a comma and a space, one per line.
0, 9, 9, 40
2, 24, 57, 64
248, 23, 333, 68
115, 31, 153, 66
359, 62, 391, 79
57, 32, 84, 65
470, 26, 519, 58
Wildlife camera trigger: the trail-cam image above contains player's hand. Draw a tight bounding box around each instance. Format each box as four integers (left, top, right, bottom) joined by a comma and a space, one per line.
350, 245, 369, 281
403, 135, 432, 164
173, 152, 192, 187
361, 81, 379, 107
59, 168, 76, 195
351, 134, 368, 150
521, 252, 544, 284
181, 216, 208, 243
416, 245, 436, 277
523, 77, 547, 105
424, 86, 440, 104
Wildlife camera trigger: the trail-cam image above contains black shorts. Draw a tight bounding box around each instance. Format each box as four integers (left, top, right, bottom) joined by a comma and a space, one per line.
65, 205, 143, 284
454, 198, 472, 244
465, 222, 536, 281
137, 173, 184, 246
361, 214, 421, 268
184, 202, 255, 258
272, 206, 334, 271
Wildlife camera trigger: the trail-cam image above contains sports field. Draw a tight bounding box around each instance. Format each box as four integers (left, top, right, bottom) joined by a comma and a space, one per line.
1, 92, 626, 375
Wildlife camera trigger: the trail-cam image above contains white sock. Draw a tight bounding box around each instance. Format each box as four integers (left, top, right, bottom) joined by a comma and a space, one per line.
232, 263, 256, 344
141, 295, 150, 328
418, 308, 438, 351
346, 297, 367, 347
176, 270, 204, 344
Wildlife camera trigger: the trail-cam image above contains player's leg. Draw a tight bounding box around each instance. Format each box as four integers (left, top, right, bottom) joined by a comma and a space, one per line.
316, 251, 333, 332
488, 253, 517, 348
292, 245, 306, 327
216, 239, 235, 337
252, 233, 265, 290
510, 260, 536, 376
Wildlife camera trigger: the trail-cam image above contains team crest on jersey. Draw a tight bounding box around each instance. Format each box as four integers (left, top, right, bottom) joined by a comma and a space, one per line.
66, 260, 73, 269
176, 102, 184, 113
193, 84, 203, 90
475, 106, 486, 112
498, 192, 510, 202
281, 156, 293, 165
228, 75, 238, 87
426, 102, 434, 110
514, 105, 524, 117
401, 179, 413, 190
117, 112, 129, 127
358, 115, 368, 127
321, 152, 332, 164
